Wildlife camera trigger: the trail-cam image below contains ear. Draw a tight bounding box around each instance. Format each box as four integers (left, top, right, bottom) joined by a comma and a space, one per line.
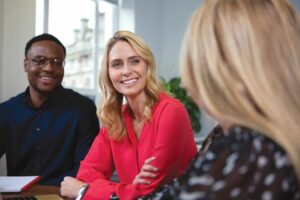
24, 58, 29, 72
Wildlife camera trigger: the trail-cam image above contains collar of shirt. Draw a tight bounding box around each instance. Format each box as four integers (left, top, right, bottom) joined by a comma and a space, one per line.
23, 84, 65, 110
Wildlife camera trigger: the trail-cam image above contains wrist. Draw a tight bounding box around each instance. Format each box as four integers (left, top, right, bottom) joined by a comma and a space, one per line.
75, 184, 89, 200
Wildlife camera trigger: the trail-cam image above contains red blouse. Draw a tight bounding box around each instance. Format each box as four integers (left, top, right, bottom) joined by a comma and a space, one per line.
77, 93, 197, 200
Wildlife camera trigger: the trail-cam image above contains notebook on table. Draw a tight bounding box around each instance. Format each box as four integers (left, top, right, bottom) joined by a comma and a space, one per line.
0, 176, 63, 200
2, 194, 63, 200
0, 176, 41, 193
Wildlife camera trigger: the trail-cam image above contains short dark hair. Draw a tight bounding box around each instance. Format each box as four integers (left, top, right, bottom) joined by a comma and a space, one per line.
25, 33, 66, 57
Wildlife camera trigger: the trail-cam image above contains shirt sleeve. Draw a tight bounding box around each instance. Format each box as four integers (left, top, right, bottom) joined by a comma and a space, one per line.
45, 99, 100, 185
78, 101, 197, 200
0, 106, 6, 160
73, 100, 100, 169
76, 128, 117, 199
0, 125, 4, 159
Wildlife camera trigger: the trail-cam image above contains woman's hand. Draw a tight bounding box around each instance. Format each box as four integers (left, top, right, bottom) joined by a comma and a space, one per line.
60, 176, 87, 198
133, 156, 158, 185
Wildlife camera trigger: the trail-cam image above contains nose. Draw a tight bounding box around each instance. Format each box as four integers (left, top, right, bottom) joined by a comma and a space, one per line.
42, 61, 55, 70
122, 63, 131, 76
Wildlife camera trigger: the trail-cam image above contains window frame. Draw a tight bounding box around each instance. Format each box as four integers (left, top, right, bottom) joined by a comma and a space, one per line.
36, 0, 119, 101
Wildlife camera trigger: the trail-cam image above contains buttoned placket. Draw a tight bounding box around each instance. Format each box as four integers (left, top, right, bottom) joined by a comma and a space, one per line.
34, 109, 44, 170
35, 110, 43, 133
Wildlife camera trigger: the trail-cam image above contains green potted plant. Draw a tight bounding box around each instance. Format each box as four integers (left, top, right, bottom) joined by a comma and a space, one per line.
161, 77, 201, 134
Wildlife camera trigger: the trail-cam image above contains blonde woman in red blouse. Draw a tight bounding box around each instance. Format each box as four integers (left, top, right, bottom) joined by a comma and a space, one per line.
60, 30, 197, 200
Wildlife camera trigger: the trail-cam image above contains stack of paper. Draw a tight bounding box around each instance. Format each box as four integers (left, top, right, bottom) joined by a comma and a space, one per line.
0, 176, 40, 192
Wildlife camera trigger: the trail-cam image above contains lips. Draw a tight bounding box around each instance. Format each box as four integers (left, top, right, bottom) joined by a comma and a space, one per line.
39, 75, 55, 85
121, 78, 138, 86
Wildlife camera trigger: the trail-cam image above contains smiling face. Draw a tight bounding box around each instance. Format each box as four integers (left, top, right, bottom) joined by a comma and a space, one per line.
108, 41, 148, 99
24, 40, 64, 97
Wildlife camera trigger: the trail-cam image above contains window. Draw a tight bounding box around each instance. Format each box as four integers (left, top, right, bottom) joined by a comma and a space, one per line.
36, 0, 119, 101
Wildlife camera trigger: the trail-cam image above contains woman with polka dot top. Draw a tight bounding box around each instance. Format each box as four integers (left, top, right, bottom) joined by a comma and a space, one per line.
141, 0, 300, 199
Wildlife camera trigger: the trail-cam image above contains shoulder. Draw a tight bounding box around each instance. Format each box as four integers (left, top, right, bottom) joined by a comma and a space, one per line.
60, 87, 96, 107
145, 126, 300, 199
153, 92, 186, 113
0, 92, 25, 111
189, 126, 299, 198
226, 127, 286, 153
210, 126, 288, 156
149, 93, 191, 128
207, 126, 295, 176
0, 92, 26, 124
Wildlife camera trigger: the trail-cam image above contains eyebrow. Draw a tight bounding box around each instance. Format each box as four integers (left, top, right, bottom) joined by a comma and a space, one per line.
110, 58, 122, 63
31, 55, 64, 59
110, 55, 140, 63
128, 56, 141, 61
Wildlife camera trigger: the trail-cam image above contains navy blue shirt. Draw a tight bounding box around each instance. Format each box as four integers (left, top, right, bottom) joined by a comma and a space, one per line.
0, 85, 99, 185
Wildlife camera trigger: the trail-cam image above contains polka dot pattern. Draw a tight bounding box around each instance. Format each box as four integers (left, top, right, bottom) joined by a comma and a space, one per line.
142, 126, 300, 200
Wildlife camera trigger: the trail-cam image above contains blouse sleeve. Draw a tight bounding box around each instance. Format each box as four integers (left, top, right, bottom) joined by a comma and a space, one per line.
147, 126, 300, 200
76, 128, 117, 199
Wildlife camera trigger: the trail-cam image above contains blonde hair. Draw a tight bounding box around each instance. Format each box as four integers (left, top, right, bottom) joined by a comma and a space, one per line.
99, 30, 163, 140
180, 0, 300, 180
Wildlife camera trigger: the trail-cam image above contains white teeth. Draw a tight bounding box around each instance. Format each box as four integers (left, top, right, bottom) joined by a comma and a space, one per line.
41, 77, 53, 80
122, 79, 137, 85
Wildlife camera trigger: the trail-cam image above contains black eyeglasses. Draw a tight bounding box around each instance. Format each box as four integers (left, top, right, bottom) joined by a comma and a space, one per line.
26, 56, 65, 69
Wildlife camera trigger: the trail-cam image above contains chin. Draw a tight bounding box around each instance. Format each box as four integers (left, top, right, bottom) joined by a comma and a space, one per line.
123, 90, 146, 98
36, 85, 58, 94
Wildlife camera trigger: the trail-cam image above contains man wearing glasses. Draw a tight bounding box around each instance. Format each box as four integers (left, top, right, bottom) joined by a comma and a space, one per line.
0, 33, 100, 185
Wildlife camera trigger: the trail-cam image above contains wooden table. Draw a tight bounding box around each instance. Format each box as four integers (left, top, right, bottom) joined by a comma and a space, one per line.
1, 185, 70, 199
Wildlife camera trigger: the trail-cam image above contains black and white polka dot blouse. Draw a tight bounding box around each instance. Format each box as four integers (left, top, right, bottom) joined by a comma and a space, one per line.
142, 125, 300, 200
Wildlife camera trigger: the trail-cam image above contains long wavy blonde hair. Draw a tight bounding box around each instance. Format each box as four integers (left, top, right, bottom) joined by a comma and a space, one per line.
99, 30, 163, 140
180, 0, 300, 180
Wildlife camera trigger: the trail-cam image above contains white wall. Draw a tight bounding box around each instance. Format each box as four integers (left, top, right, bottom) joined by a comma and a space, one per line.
0, 0, 3, 101
134, 0, 202, 80
0, 0, 35, 103
160, 0, 201, 78
134, 0, 162, 75
292, 0, 300, 10
0, 0, 3, 175
0, 0, 36, 175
